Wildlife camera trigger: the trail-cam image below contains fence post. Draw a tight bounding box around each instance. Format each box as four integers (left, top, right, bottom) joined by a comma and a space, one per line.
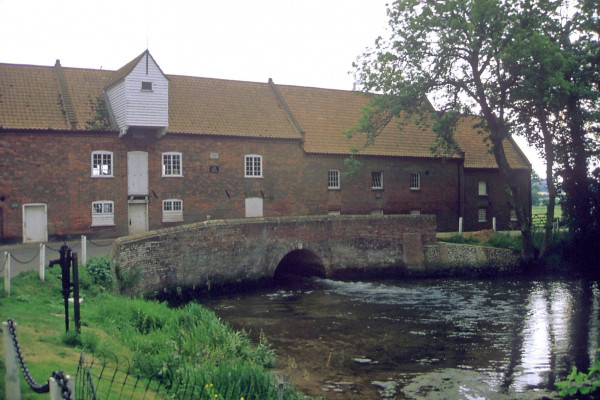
492, 217, 497, 232
4, 252, 10, 296
3, 320, 21, 400
458, 217, 463, 235
40, 243, 46, 281
81, 235, 87, 266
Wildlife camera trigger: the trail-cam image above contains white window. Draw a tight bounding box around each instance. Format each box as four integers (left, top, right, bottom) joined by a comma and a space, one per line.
162, 152, 182, 177
371, 171, 383, 190
141, 81, 153, 91
162, 199, 183, 222
478, 208, 487, 222
91, 151, 113, 177
91, 201, 114, 226
478, 181, 487, 196
410, 172, 421, 190
328, 170, 340, 189
245, 155, 262, 178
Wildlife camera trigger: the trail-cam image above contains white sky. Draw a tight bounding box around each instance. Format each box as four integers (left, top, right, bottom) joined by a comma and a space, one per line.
0, 0, 544, 175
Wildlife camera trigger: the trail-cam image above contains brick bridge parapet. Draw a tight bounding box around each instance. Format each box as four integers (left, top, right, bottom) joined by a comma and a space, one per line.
110, 214, 437, 295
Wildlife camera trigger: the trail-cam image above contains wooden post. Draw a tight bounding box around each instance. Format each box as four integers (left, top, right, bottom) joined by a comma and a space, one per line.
3, 321, 21, 400
4, 252, 10, 296
39, 243, 45, 281
81, 235, 87, 266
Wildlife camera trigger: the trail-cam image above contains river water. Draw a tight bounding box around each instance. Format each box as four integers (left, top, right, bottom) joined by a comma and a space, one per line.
200, 277, 600, 399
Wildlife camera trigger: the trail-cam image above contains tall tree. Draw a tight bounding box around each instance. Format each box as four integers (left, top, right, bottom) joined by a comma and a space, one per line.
352, 0, 554, 263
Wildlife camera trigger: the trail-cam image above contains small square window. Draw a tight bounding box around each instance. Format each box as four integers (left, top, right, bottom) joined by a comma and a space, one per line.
510, 209, 518, 221
372, 171, 383, 190
478, 208, 487, 222
162, 152, 182, 177
141, 81, 152, 91
91, 151, 113, 177
91, 201, 114, 226
163, 199, 183, 222
410, 172, 421, 190
328, 170, 340, 189
245, 155, 262, 178
479, 181, 488, 196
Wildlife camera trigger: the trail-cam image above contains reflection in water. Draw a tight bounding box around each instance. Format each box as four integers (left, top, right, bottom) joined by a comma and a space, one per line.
202, 278, 600, 399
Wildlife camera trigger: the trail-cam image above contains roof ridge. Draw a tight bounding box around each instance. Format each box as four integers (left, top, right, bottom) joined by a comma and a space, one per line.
268, 78, 305, 139
54, 60, 78, 129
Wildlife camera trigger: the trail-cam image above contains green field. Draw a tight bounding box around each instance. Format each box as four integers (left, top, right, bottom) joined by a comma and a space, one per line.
532, 205, 562, 218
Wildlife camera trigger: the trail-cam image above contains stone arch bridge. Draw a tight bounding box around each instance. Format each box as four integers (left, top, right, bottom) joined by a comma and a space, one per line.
110, 215, 437, 296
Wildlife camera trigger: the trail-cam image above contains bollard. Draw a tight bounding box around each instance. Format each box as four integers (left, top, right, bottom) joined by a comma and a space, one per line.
3, 320, 21, 400
4, 252, 10, 296
458, 217, 463, 235
493, 217, 497, 232
40, 243, 46, 281
81, 234, 87, 266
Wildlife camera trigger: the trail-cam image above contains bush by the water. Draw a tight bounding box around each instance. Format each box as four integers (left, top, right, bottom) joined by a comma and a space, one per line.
0, 263, 318, 400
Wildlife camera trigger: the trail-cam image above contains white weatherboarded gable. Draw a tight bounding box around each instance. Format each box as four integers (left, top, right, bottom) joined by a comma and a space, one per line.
104, 51, 169, 137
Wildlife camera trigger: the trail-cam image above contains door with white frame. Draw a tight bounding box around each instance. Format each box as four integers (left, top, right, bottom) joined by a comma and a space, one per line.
127, 151, 149, 196
128, 201, 148, 235
23, 203, 48, 243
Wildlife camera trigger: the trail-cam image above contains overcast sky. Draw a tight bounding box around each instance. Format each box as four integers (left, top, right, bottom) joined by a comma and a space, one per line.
0, 0, 544, 174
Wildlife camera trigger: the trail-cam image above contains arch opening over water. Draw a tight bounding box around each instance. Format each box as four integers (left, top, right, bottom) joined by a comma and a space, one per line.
273, 249, 326, 285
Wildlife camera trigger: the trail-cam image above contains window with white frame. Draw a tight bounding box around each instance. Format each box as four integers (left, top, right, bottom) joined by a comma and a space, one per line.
410, 172, 421, 190
478, 208, 487, 222
328, 170, 340, 189
478, 181, 488, 196
162, 199, 183, 222
245, 155, 262, 178
91, 151, 113, 177
141, 81, 153, 91
371, 171, 383, 189
162, 152, 182, 177
91, 201, 114, 226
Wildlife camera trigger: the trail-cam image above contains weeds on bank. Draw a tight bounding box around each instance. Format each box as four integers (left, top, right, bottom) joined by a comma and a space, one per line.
0, 257, 317, 400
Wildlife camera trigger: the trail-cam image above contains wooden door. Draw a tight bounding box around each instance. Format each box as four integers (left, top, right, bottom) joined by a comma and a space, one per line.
127, 151, 148, 196
23, 204, 47, 243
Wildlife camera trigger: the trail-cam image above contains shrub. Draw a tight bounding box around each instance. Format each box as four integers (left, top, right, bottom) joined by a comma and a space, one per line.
86, 256, 114, 289
556, 359, 600, 398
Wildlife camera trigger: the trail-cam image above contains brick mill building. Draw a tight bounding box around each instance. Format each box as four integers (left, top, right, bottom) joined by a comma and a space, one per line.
0, 51, 531, 243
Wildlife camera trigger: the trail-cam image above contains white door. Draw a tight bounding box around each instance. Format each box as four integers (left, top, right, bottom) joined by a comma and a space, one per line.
128, 151, 148, 195
245, 197, 263, 218
23, 204, 48, 243
128, 202, 148, 235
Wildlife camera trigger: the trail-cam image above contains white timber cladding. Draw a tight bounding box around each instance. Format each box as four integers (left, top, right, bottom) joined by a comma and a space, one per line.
105, 53, 168, 133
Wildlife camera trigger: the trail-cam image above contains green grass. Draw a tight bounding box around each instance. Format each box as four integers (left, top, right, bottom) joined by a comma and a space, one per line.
532, 204, 562, 218
0, 260, 318, 400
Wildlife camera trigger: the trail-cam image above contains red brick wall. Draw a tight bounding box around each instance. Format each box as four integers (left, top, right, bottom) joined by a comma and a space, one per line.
462, 168, 531, 231
2, 129, 514, 241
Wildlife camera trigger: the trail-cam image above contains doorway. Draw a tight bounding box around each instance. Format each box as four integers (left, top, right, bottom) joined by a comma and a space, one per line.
23, 203, 47, 243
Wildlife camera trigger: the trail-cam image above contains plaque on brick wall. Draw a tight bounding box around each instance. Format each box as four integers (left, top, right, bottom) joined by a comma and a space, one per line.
209, 166, 219, 173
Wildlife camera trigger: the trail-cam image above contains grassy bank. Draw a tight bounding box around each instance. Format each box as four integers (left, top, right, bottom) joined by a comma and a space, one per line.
0, 260, 317, 399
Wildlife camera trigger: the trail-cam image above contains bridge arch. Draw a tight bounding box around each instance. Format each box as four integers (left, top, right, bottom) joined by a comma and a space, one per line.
273, 249, 326, 285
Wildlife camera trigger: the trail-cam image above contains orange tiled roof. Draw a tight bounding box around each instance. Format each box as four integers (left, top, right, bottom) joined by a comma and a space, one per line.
0, 59, 529, 170
0, 63, 70, 130
167, 75, 299, 139
276, 84, 462, 159
454, 117, 530, 170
